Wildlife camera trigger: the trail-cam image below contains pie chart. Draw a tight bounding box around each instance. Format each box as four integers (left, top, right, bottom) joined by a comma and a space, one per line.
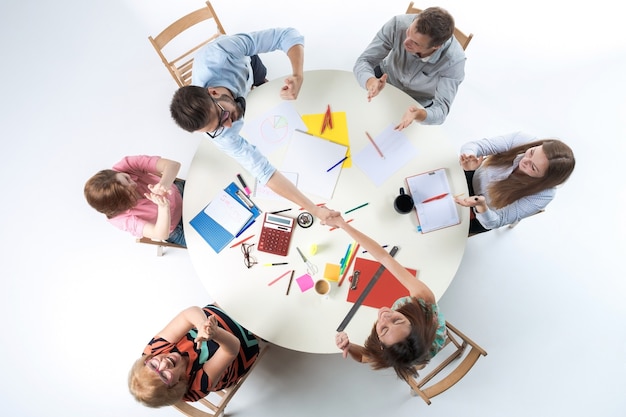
260, 115, 289, 143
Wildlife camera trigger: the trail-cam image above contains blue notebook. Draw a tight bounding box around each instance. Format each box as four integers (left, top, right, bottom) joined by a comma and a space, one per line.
190, 182, 261, 253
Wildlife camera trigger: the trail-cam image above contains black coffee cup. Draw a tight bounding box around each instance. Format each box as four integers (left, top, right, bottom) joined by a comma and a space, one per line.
394, 187, 414, 214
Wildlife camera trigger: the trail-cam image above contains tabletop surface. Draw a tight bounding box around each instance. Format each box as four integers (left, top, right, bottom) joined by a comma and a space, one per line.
183, 70, 468, 354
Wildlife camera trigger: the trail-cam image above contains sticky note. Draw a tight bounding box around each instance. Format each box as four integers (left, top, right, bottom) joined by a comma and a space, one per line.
324, 263, 341, 282
296, 273, 314, 292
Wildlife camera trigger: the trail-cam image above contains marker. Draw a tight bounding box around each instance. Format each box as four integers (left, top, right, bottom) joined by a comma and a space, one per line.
326, 156, 348, 172
270, 208, 292, 214
236, 173, 250, 195
229, 234, 255, 248
344, 202, 369, 214
422, 193, 449, 203
365, 131, 385, 159
263, 262, 288, 266
338, 243, 360, 287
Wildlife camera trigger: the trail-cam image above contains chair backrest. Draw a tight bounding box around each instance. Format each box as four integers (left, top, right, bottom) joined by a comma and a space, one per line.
405, 2, 473, 50
172, 344, 268, 417
148, 1, 226, 87
404, 321, 486, 404
136, 237, 186, 256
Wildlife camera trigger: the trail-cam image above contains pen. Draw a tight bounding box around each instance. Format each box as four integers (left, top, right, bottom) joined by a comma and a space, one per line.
263, 262, 288, 266
365, 131, 385, 159
230, 234, 255, 248
326, 156, 348, 172
422, 193, 449, 203
236, 173, 250, 196
270, 208, 292, 214
329, 218, 353, 231
344, 202, 369, 214
267, 269, 292, 286
339, 243, 353, 274
286, 270, 295, 295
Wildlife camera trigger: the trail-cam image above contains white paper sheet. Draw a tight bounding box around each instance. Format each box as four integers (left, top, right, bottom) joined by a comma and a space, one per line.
352, 124, 419, 186
241, 102, 307, 155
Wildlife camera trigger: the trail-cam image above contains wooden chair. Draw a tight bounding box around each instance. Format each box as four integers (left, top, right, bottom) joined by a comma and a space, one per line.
148, 1, 226, 87
404, 321, 486, 404
172, 344, 269, 417
137, 237, 186, 257
405, 2, 473, 50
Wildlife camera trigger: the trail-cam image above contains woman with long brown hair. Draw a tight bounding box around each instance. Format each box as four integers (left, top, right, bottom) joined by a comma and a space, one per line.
328, 216, 445, 380
455, 132, 575, 234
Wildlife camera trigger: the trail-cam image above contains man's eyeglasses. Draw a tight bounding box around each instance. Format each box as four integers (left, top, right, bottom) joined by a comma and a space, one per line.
241, 243, 257, 269
144, 358, 173, 386
205, 96, 231, 138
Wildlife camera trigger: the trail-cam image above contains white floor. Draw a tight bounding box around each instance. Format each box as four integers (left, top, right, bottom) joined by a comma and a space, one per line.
1, 1, 625, 416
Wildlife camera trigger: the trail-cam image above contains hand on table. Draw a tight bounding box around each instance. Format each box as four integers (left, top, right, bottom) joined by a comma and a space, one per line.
280, 74, 303, 100
459, 154, 484, 171
366, 74, 387, 101
335, 332, 351, 358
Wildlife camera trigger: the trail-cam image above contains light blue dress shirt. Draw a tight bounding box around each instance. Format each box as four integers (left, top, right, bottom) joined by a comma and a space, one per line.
191, 28, 304, 184
353, 14, 466, 125
461, 131, 556, 229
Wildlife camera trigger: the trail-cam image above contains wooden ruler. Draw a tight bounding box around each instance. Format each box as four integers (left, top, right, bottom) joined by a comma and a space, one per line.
336, 246, 398, 332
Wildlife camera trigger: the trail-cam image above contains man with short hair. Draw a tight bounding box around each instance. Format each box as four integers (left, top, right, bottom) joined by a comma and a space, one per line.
354, 7, 466, 127
170, 28, 338, 222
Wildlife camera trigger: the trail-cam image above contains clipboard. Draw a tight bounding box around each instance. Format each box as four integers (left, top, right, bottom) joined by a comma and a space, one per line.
345, 257, 414, 309
189, 182, 261, 253
405, 168, 460, 233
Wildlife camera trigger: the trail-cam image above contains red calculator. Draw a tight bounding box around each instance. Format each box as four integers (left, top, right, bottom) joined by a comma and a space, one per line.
257, 213, 295, 256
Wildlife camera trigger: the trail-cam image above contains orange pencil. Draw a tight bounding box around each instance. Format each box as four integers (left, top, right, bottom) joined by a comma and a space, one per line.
365, 131, 385, 159
230, 234, 255, 248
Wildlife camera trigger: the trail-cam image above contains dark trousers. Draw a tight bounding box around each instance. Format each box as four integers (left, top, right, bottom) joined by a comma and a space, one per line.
464, 170, 490, 235
250, 55, 267, 87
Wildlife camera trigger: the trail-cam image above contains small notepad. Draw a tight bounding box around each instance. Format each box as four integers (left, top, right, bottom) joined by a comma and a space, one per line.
405, 168, 460, 233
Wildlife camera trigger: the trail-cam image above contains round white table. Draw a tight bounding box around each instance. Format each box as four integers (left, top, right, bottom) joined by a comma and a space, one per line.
183, 70, 468, 354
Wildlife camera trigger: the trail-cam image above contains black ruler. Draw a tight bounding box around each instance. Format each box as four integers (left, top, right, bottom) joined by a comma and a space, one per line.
336, 246, 399, 332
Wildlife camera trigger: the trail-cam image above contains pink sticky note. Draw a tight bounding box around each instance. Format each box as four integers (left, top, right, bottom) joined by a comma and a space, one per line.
296, 273, 314, 292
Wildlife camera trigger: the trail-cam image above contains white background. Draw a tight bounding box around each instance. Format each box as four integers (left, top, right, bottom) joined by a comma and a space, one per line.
0, 0, 624, 416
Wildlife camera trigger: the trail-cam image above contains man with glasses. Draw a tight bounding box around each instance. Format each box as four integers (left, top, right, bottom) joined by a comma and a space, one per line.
354, 7, 466, 127
170, 27, 338, 222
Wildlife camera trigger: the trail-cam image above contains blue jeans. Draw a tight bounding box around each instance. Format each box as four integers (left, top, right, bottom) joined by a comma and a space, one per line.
166, 179, 187, 247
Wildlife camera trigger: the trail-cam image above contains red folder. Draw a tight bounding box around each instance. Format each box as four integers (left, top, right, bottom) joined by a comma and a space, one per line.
345, 257, 416, 309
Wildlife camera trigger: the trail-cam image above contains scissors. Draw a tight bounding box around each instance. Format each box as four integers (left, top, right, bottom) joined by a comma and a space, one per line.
296, 247, 318, 276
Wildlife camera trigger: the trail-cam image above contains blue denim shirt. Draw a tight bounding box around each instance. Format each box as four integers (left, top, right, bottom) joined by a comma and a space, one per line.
191, 28, 304, 184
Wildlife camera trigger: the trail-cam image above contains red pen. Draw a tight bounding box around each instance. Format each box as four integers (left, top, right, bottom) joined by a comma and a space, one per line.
422, 193, 449, 203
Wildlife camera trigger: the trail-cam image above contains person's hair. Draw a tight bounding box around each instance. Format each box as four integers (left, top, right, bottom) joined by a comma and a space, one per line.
84, 169, 138, 218
128, 355, 189, 408
414, 7, 455, 47
363, 297, 438, 380
484, 139, 576, 209
170, 86, 213, 132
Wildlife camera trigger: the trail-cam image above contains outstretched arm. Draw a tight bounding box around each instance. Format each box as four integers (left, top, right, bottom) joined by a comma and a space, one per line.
324, 216, 435, 303
265, 171, 340, 224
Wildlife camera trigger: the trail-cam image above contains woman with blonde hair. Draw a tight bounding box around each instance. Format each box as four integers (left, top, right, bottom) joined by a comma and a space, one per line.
454, 132, 575, 234
128, 304, 259, 407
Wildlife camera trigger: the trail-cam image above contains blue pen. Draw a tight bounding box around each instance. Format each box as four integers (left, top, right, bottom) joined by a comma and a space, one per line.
326, 156, 348, 172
